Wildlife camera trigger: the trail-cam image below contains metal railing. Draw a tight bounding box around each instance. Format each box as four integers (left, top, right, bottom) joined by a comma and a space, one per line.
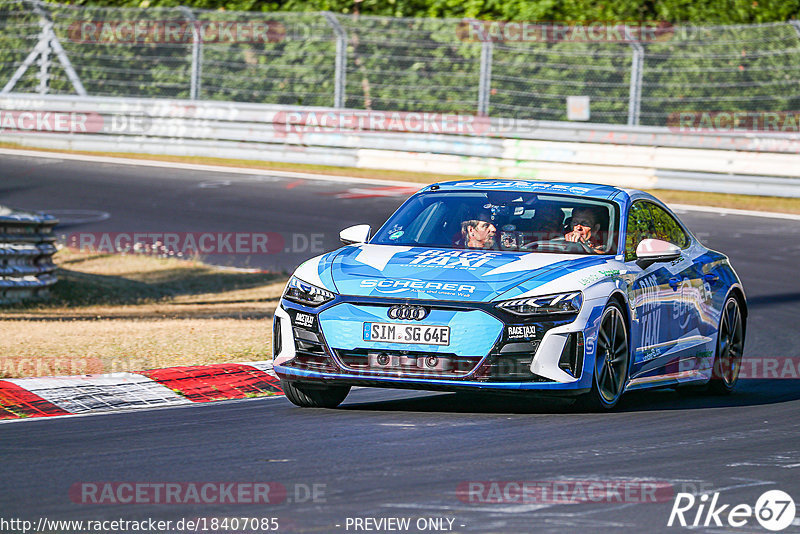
2, 0, 800, 126
0, 205, 58, 304
2, 93, 800, 197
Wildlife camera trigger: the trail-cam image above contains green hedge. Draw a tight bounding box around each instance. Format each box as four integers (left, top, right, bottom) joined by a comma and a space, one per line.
43, 0, 800, 25
2, 1, 799, 125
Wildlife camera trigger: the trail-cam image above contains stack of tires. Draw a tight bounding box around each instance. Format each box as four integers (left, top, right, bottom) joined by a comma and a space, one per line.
0, 205, 58, 304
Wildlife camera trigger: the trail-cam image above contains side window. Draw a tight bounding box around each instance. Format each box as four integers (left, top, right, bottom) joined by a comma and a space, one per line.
625, 202, 654, 261
625, 201, 690, 261
648, 203, 690, 249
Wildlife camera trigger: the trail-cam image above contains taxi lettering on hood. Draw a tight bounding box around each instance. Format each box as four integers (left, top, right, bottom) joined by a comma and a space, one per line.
406, 250, 501, 269
328, 244, 611, 301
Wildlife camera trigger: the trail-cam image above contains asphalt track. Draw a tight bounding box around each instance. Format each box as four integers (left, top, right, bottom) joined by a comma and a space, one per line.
1, 153, 800, 533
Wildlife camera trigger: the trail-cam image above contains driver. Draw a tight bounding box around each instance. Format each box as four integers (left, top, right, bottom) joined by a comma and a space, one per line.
565, 207, 606, 253
459, 212, 497, 249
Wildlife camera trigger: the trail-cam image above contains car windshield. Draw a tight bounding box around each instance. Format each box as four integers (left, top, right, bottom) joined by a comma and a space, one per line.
371, 191, 619, 255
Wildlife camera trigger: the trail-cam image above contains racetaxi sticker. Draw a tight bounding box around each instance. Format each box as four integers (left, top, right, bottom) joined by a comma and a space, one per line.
639, 274, 660, 350
507, 325, 536, 339
294, 312, 315, 328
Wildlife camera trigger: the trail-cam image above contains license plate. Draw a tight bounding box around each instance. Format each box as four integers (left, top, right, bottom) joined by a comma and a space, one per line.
363, 322, 450, 346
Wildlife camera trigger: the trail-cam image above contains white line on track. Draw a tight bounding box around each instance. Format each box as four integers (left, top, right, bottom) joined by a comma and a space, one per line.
4, 147, 800, 221
670, 203, 800, 221
0, 148, 417, 187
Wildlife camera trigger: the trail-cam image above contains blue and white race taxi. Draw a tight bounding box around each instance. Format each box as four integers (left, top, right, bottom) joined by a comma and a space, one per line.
273, 180, 746, 410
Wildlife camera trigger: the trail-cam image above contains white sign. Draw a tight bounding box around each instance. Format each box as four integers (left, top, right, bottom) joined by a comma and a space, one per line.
567, 96, 590, 121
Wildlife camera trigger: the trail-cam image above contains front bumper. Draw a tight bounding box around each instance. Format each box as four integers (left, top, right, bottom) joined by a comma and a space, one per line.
273, 296, 602, 393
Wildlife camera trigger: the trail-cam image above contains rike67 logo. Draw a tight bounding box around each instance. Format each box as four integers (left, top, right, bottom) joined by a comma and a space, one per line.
668, 490, 796, 531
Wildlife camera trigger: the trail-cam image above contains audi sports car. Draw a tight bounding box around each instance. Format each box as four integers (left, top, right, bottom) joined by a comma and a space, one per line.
273, 180, 746, 410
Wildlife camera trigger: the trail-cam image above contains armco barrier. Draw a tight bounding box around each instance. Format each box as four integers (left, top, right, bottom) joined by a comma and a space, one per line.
1, 93, 800, 196
0, 205, 58, 304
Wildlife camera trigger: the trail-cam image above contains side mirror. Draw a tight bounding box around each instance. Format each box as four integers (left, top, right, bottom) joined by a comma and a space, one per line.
635, 238, 681, 268
339, 224, 371, 245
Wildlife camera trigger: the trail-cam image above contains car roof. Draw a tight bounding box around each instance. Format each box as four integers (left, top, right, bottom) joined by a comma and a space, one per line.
620, 188, 671, 207
422, 179, 629, 201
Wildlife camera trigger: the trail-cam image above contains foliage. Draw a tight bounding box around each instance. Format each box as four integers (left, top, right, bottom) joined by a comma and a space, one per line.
1, 0, 799, 125
41, 0, 800, 24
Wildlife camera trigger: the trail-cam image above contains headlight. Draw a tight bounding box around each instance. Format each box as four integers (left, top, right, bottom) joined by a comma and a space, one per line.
496, 291, 583, 316
283, 276, 336, 307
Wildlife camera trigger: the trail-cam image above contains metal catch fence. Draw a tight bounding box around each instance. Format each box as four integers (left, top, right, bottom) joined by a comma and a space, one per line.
2, 0, 800, 126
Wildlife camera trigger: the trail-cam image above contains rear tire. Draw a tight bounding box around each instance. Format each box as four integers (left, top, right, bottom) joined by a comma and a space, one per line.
578, 301, 630, 411
708, 295, 745, 394
281, 380, 350, 408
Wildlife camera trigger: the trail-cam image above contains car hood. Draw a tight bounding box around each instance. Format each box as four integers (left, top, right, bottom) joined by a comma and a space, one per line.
321, 244, 613, 302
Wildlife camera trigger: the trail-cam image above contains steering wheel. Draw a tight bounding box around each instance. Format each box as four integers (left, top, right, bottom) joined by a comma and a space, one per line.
519, 237, 591, 253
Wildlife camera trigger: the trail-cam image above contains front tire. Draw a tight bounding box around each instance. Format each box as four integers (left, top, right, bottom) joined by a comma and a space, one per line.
579, 301, 630, 411
708, 295, 745, 394
281, 380, 350, 408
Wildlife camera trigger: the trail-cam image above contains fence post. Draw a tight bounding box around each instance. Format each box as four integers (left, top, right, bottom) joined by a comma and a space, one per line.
29, 0, 86, 96
477, 40, 493, 116
791, 20, 800, 38
626, 25, 643, 126
179, 6, 202, 100
323, 12, 347, 108
36, 15, 51, 94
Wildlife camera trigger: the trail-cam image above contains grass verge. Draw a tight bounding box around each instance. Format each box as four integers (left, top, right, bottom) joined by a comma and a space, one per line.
3, 142, 800, 214
0, 248, 288, 378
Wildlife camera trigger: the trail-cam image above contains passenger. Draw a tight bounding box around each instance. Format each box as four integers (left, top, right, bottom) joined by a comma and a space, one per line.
565, 207, 607, 253
458, 212, 496, 249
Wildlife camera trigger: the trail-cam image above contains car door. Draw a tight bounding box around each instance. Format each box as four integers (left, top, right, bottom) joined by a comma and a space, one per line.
625, 201, 704, 382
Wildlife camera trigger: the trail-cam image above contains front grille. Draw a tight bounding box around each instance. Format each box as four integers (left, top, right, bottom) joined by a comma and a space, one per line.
474, 340, 553, 382
335, 349, 482, 378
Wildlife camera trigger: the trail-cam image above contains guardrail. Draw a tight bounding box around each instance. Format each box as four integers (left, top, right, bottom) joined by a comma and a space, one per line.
0, 205, 58, 304
1, 93, 800, 197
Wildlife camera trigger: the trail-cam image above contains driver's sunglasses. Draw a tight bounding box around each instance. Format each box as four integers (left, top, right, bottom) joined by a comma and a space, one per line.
572, 219, 595, 228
